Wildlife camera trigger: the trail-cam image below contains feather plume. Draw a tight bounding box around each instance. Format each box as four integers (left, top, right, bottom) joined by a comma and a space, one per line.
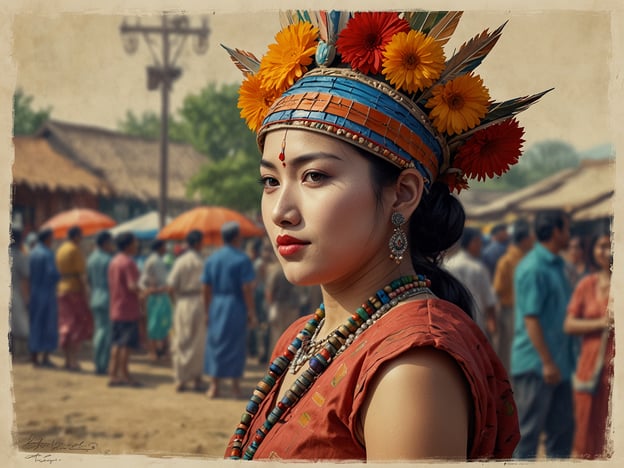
311, 11, 327, 41
403, 11, 449, 34
441, 22, 507, 80
448, 88, 554, 143
279, 10, 299, 28
320, 10, 351, 44
482, 89, 554, 124
283, 10, 350, 43
426, 11, 463, 46
416, 22, 507, 104
221, 44, 261, 76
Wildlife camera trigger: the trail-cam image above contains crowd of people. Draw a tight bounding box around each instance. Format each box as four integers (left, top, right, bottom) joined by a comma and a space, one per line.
8, 221, 319, 398
8, 209, 613, 460
443, 211, 613, 459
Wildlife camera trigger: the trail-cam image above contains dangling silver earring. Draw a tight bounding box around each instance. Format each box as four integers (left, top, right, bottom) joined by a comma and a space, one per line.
389, 212, 408, 264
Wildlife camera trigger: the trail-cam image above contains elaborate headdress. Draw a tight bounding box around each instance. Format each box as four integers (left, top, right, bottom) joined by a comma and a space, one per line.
224, 10, 551, 193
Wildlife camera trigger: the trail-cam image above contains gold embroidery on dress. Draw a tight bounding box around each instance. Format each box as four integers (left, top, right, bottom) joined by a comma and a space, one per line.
312, 391, 326, 407
331, 363, 348, 387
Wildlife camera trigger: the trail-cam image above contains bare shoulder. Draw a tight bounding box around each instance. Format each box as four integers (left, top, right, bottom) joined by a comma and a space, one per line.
359, 347, 471, 461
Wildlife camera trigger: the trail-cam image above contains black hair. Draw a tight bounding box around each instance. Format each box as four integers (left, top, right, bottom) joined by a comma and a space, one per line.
367, 152, 474, 318
38, 228, 54, 244
151, 239, 165, 252
186, 229, 203, 248
490, 223, 507, 236
534, 209, 569, 242
460, 227, 482, 250
115, 231, 135, 251
68, 225, 82, 240
587, 224, 612, 271
222, 223, 240, 244
510, 219, 531, 245
95, 230, 113, 248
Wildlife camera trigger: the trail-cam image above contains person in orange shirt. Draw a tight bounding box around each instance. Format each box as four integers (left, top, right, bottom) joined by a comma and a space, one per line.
55, 226, 94, 371
492, 219, 534, 373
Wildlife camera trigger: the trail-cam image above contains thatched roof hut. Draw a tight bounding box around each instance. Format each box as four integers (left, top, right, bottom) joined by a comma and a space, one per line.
465, 159, 614, 223
12, 136, 110, 195
36, 120, 207, 207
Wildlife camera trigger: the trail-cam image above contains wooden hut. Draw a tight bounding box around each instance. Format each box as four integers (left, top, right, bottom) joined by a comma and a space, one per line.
35, 120, 208, 222
11, 136, 110, 233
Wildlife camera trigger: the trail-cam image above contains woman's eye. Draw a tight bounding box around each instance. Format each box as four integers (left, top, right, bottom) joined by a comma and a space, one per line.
303, 171, 327, 183
259, 176, 279, 188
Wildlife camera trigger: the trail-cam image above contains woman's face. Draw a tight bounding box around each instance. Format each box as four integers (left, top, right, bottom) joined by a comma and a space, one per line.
593, 233, 611, 272
260, 129, 394, 287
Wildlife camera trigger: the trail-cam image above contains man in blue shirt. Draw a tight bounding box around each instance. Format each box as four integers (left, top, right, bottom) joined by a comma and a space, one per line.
28, 228, 60, 367
202, 222, 257, 399
511, 210, 575, 459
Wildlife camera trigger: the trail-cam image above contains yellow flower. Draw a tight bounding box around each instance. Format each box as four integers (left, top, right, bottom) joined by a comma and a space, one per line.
238, 73, 280, 133
426, 73, 490, 135
381, 30, 445, 94
258, 22, 319, 94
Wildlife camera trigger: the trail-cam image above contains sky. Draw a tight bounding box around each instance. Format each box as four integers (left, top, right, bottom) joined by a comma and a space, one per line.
7, 7, 618, 154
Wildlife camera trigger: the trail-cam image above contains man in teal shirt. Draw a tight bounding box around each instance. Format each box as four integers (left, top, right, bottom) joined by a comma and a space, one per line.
86, 231, 115, 375
511, 210, 574, 459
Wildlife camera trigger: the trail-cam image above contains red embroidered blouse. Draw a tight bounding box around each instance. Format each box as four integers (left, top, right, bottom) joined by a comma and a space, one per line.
225, 298, 520, 461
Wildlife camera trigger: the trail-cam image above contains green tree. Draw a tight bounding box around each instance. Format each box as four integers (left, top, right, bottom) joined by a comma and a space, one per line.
174, 82, 257, 160
518, 140, 580, 179
118, 82, 261, 212
117, 110, 183, 141
13, 89, 52, 135
186, 150, 262, 212
117, 110, 161, 139
178, 83, 260, 211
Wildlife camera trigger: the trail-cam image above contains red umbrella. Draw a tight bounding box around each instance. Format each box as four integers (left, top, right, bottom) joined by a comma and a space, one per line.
41, 208, 116, 239
158, 206, 265, 246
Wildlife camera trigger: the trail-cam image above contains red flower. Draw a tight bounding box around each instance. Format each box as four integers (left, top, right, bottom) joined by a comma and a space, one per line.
453, 118, 525, 181
438, 170, 470, 194
336, 12, 410, 75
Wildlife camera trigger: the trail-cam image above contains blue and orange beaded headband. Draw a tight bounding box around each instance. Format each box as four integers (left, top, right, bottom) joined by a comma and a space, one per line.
224, 10, 552, 193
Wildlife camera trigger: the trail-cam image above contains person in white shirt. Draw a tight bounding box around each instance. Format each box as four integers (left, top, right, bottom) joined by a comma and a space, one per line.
445, 227, 497, 340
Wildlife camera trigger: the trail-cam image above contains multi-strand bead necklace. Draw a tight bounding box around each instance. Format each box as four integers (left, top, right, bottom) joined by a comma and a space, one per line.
228, 274, 432, 460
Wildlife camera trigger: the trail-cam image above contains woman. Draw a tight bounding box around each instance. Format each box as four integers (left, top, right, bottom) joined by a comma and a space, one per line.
224, 10, 549, 461
139, 239, 173, 361
564, 227, 613, 459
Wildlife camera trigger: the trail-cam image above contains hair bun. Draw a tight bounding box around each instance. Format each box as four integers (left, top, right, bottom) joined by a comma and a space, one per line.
409, 182, 465, 260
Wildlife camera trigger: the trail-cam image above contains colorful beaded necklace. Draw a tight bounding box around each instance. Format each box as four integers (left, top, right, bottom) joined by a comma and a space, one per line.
228, 274, 432, 460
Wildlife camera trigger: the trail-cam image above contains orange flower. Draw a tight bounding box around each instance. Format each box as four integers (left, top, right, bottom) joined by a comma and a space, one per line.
453, 118, 525, 181
238, 73, 280, 133
258, 22, 319, 94
426, 73, 490, 135
381, 30, 445, 94
336, 12, 410, 75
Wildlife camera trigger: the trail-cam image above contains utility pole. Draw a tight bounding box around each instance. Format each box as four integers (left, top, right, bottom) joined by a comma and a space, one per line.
120, 14, 211, 228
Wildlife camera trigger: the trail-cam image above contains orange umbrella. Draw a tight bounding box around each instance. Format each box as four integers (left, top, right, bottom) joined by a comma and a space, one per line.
158, 206, 265, 246
41, 208, 117, 239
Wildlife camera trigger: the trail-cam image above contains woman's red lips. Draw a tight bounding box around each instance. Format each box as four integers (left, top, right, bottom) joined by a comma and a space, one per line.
276, 235, 307, 246
276, 235, 309, 256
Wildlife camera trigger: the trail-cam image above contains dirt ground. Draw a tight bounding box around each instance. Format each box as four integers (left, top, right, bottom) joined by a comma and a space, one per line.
8, 345, 266, 461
